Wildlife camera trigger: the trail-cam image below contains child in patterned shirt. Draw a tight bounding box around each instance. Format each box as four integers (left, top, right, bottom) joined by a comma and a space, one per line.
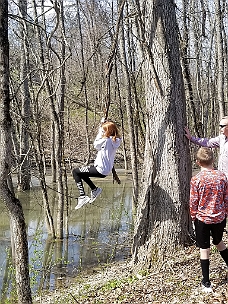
190, 147, 228, 292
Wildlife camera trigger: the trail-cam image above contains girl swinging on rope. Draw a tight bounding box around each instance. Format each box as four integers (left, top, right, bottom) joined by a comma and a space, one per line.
72, 118, 122, 209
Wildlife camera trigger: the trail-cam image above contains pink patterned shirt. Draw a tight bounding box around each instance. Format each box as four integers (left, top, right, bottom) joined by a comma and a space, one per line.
190, 169, 228, 224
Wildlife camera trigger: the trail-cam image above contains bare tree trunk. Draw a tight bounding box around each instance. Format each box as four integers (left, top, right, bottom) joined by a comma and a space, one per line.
0, 2, 32, 302
31, 132, 56, 237
31, 0, 57, 234
32, 0, 63, 238
119, 3, 139, 202
114, 61, 128, 170
215, 0, 225, 118
32, 0, 57, 183
132, 0, 192, 271
51, 121, 57, 182
18, 0, 31, 190
221, 0, 228, 114
180, 0, 202, 137
55, 0, 66, 239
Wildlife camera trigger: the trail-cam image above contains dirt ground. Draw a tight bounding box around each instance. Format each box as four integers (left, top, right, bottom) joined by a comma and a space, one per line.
34, 232, 228, 304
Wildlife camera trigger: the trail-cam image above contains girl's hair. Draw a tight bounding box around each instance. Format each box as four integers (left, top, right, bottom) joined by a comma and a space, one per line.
102, 121, 120, 141
196, 147, 213, 166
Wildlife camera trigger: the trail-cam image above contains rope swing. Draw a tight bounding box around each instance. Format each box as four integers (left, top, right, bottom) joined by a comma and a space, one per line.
102, 2, 126, 185
103, 94, 121, 185
103, 62, 121, 185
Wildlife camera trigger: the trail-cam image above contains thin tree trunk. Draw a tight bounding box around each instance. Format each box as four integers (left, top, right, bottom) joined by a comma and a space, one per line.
32, 0, 57, 183
180, 0, 202, 137
18, 0, 31, 190
31, 133, 56, 237
215, 0, 225, 118
114, 61, 128, 170
0, 2, 32, 302
119, 6, 139, 202
55, 0, 66, 239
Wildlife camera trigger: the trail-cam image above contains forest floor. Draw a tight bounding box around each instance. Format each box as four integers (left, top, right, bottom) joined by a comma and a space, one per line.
34, 233, 228, 304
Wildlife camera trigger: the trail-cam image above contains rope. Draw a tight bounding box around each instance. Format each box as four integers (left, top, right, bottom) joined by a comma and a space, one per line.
101, 3, 126, 186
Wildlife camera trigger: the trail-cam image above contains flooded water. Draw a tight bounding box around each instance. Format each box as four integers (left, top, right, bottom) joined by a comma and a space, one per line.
0, 172, 133, 298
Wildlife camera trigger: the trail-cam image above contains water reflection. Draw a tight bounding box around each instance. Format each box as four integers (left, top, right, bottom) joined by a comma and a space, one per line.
0, 174, 133, 298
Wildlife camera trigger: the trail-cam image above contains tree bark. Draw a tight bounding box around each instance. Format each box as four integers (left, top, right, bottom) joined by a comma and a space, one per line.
0, 2, 32, 302
180, 0, 202, 137
18, 0, 31, 190
119, 4, 139, 202
55, 0, 66, 239
132, 0, 192, 270
215, 0, 225, 118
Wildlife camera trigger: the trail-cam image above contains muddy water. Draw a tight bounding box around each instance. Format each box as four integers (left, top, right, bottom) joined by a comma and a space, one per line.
0, 173, 133, 297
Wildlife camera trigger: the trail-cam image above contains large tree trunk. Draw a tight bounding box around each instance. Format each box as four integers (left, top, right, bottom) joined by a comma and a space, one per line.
0, 2, 32, 302
132, 0, 192, 270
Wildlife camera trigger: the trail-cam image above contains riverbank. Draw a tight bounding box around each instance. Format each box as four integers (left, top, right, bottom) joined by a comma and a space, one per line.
35, 233, 228, 304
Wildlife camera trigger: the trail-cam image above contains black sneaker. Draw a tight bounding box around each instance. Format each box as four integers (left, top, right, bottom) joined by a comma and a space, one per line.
201, 280, 213, 293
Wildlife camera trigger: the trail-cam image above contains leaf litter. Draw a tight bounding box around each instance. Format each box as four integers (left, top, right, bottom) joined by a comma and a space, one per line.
35, 233, 228, 304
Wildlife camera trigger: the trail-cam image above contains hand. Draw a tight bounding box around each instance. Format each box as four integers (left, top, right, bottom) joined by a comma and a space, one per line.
184, 126, 192, 140
100, 117, 106, 124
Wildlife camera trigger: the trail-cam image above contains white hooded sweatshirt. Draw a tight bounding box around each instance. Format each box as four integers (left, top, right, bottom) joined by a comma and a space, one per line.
93, 127, 122, 176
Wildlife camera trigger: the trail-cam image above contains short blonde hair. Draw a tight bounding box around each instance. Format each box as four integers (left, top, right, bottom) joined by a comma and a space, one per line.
196, 147, 213, 166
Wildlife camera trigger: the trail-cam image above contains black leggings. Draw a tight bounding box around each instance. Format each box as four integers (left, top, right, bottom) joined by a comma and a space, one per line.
72, 165, 106, 196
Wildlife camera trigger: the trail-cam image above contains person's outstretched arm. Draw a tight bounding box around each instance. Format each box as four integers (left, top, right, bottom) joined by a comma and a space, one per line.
184, 126, 220, 148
